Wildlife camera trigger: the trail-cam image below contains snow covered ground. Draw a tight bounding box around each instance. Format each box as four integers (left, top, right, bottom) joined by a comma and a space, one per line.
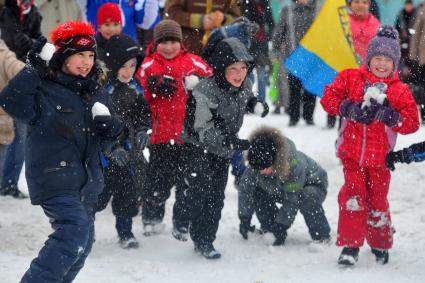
1, 106, 425, 283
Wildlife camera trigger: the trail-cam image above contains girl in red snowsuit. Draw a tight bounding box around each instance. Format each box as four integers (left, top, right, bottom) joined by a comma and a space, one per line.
321, 26, 419, 266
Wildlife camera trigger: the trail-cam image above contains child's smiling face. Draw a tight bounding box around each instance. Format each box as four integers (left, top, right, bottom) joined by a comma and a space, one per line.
117, 58, 137, 83
98, 21, 122, 40
62, 51, 95, 77
369, 55, 394, 79
224, 61, 248, 88
156, 40, 181, 60
349, 0, 370, 17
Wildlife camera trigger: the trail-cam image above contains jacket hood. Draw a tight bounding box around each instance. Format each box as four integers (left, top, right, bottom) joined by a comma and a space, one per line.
248, 126, 290, 179
209, 37, 254, 90
102, 33, 143, 79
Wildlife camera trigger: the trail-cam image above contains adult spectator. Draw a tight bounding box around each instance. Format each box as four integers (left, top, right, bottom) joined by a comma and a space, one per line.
409, 0, 425, 124
271, 0, 318, 127
241, 0, 274, 103
165, 0, 240, 55
35, 0, 82, 37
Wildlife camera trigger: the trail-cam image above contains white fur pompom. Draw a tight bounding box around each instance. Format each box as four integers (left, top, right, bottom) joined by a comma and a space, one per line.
39, 43, 56, 62
184, 75, 200, 91
91, 102, 111, 119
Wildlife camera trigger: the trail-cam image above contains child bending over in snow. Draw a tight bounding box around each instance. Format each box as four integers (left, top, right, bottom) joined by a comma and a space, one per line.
237, 126, 331, 246
321, 26, 419, 266
0, 21, 122, 282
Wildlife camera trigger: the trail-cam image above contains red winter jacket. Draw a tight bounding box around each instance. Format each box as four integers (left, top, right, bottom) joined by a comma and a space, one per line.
321, 66, 419, 167
136, 47, 212, 144
349, 13, 380, 63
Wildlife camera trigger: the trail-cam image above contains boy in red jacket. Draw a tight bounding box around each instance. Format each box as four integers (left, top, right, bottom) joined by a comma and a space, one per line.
321, 26, 419, 266
135, 19, 212, 238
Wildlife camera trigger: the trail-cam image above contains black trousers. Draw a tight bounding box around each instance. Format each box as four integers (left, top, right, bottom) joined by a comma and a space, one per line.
141, 143, 192, 226
288, 74, 316, 123
95, 162, 140, 218
175, 147, 230, 247
253, 187, 330, 241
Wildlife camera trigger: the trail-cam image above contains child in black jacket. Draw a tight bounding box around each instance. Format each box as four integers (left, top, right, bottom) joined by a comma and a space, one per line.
95, 33, 151, 249
386, 140, 425, 170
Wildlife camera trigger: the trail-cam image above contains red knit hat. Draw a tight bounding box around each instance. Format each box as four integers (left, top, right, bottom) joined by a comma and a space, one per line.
97, 3, 122, 27
50, 20, 97, 65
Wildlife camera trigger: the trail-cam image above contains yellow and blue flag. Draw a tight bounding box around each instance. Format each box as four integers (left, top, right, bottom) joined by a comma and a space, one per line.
284, 0, 358, 97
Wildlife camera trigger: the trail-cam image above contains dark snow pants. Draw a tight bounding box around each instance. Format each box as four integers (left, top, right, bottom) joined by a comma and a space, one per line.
254, 185, 330, 241
141, 144, 191, 226
176, 148, 230, 247
20, 195, 95, 283
95, 161, 141, 239
288, 74, 316, 124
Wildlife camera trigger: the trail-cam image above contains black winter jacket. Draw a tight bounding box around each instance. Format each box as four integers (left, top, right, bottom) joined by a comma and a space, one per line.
0, 0, 42, 60
106, 78, 151, 148
0, 67, 122, 205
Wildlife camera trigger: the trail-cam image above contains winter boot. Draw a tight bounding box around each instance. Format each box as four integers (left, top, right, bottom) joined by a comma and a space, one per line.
371, 248, 389, 265
119, 234, 139, 249
312, 236, 332, 245
194, 243, 221, 260
272, 223, 287, 246
338, 247, 359, 266
143, 222, 166, 236
172, 226, 188, 242
0, 185, 27, 199
116, 217, 139, 249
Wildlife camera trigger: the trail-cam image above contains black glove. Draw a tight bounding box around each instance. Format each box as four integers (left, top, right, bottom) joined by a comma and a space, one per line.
109, 147, 130, 167
222, 135, 250, 151
260, 101, 269, 118
14, 32, 33, 57
147, 75, 177, 97
93, 115, 120, 138
26, 36, 49, 78
272, 223, 288, 246
239, 217, 256, 240
246, 97, 258, 113
386, 148, 414, 171
135, 130, 150, 150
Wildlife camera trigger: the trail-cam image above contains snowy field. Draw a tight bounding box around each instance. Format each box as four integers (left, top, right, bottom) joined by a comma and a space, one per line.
1, 106, 425, 283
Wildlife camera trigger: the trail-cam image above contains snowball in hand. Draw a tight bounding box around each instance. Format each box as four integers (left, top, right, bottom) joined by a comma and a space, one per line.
91, 102, 111, 119
39, 43, 56, 62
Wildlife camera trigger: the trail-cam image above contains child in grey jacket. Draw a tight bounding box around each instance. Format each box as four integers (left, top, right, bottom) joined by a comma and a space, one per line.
238, 126, 331, 245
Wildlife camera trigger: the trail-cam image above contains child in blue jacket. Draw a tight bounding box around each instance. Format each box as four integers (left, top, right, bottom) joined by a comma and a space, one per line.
0, 20, 122, 283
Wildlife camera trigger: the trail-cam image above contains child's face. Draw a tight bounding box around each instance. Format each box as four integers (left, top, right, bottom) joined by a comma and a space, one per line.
117, 58, 137, 83
156, 40, 181, 60
349, 0, 370, 17
224, 61, 248, 88
62, 51, 95, 78
98, 21, 122, 40
369, 55, 394, 79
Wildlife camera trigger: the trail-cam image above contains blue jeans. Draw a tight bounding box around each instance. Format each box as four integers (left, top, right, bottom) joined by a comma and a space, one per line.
2, 120, 26, 188
256, 66, 269, 102
230, 150, 246, 178
20, 195, 95, 283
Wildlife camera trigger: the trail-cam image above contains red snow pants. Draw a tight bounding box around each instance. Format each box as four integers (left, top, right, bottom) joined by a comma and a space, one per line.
336, 158, 393, 250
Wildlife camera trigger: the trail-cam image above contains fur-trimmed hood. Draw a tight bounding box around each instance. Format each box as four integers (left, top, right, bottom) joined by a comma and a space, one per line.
248, 126, 290, 179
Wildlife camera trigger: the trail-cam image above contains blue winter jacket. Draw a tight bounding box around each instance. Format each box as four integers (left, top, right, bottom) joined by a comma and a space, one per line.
86, 0, 160, 40
0, 67, 122, 205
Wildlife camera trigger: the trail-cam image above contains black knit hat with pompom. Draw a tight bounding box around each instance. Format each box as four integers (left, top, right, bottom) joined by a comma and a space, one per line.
365, 25, 401, 69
